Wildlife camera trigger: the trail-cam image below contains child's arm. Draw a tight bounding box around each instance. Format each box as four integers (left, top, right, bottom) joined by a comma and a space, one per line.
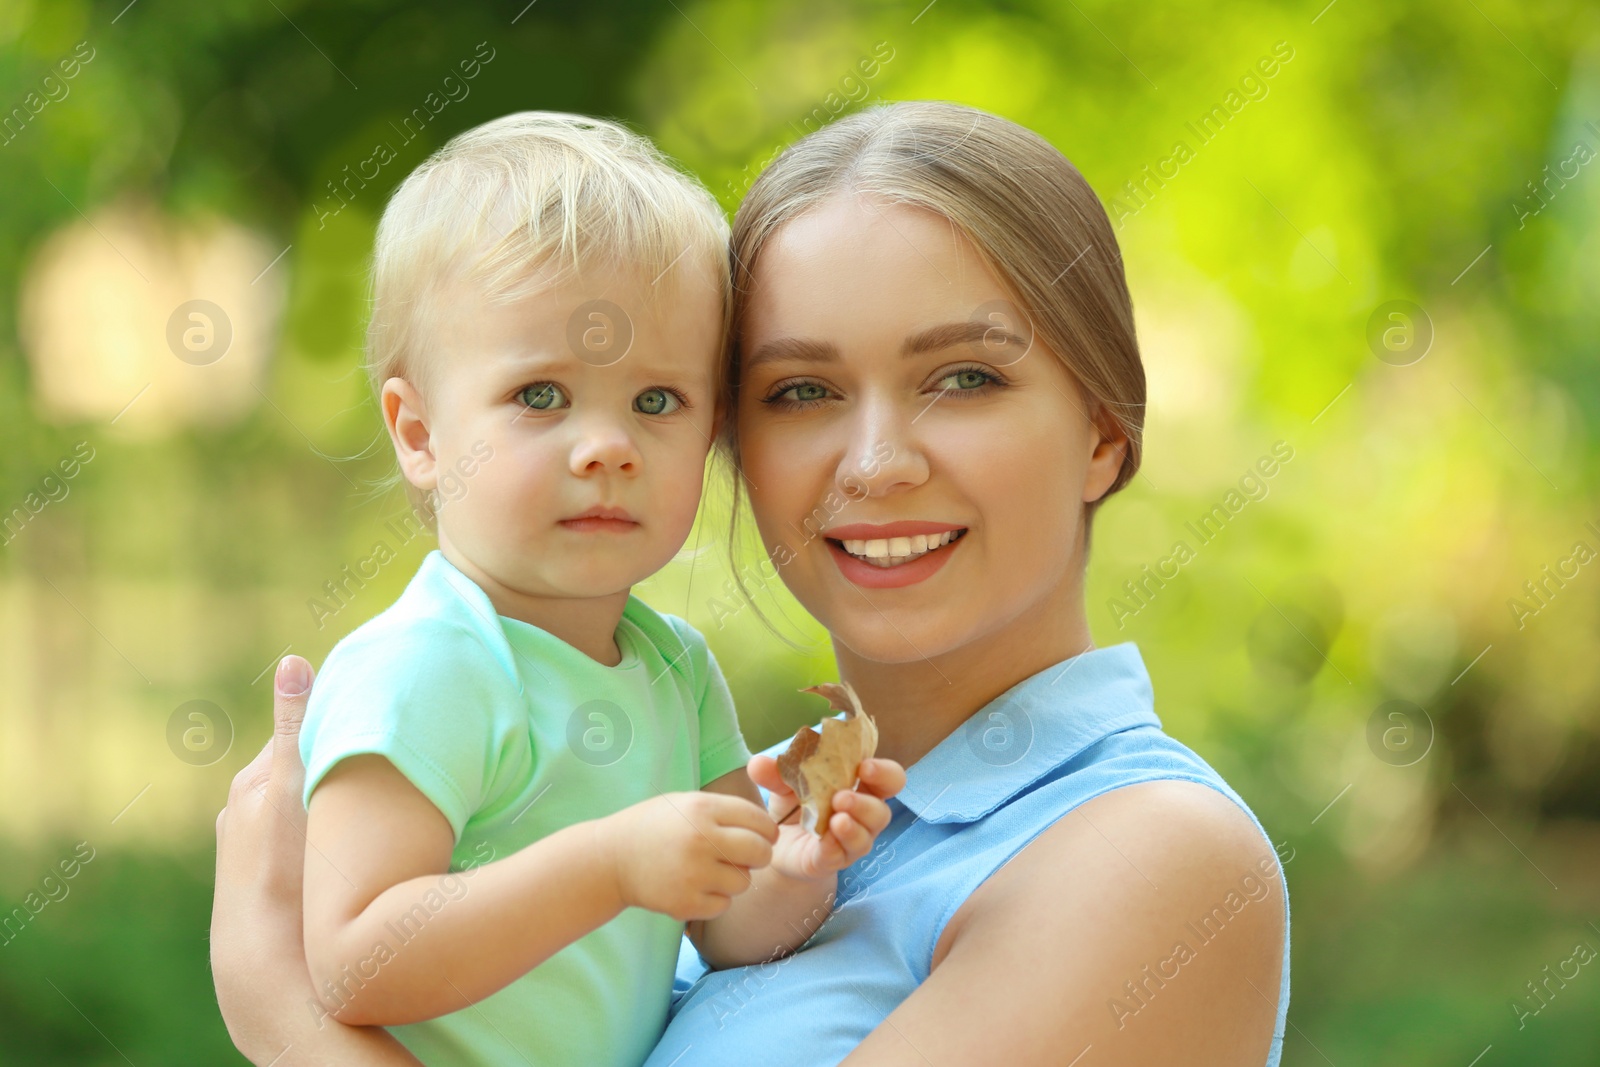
687, 755, 906, 970
303, 754, 775, 1026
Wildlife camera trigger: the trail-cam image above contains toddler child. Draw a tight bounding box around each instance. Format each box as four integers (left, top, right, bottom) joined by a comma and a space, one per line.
297, 112, 901, 1066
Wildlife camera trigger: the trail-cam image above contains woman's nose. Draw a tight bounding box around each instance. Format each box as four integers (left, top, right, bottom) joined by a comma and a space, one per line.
838, 397, 929, 498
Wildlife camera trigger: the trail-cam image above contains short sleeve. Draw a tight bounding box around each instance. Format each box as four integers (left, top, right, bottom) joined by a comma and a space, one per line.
299, 618, 520, 843
666, 617, 752, 786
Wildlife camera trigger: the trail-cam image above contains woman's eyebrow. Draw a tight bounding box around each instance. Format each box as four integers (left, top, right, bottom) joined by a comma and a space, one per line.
746, 321, 1026, 371
744, 336, 838, 370
904, 320, 1026, 354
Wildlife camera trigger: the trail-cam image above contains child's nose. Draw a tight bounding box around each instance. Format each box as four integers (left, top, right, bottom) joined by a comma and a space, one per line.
569, 420, 643, 475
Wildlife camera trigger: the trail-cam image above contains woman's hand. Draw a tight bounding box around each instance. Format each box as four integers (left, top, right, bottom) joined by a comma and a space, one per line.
746, 755, 906, 882
211, 656, 419, 1066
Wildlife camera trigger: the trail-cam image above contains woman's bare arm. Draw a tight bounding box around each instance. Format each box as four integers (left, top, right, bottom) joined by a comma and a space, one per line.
840, 780, 1286, 1066
211, 656, 420, 1065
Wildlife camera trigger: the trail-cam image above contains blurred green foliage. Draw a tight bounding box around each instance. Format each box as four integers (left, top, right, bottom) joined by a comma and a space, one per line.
1, 0, 1597, 1062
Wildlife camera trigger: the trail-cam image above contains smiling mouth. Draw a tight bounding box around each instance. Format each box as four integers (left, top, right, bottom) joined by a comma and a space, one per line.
828, 529, 968, 568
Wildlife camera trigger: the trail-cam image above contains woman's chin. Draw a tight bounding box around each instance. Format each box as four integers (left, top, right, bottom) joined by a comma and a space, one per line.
829, 612, 971, 666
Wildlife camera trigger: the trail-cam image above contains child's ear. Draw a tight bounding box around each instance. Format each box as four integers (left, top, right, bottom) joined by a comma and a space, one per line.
381, 377, 438, 491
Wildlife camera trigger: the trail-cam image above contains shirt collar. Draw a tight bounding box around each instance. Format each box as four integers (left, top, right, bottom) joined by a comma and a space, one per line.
895, 642, 1160, 824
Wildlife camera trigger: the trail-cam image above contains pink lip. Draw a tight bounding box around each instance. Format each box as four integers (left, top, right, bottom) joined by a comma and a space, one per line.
824, 520, 966, 540
559, 505, 638, 532
823, 524, 968, 590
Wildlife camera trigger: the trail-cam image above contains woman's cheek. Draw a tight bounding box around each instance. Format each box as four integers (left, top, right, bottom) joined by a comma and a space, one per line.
737, 439, 788, 524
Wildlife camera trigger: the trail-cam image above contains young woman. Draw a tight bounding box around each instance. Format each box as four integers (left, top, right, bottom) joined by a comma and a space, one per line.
212, 101, 1289, 1066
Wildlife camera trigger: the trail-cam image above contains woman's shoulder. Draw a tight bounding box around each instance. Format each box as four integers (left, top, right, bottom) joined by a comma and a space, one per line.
949, 771, 1284, 941
1013, 776, 1282, 893
922, 774, 1287, 1064
1033, 720, 1282, 874
957, 720, 1288, 968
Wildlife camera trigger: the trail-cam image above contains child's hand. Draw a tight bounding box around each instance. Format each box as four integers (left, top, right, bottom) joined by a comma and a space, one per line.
600, 792, 777, 922
745, 755, 906, 884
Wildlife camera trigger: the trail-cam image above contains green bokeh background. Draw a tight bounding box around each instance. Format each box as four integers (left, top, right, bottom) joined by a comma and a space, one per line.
1, 0, 1597, 1062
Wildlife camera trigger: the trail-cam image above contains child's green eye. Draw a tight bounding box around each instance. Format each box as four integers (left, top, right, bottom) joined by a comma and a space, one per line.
635, 388, 682, 415
519, 383, 568, 410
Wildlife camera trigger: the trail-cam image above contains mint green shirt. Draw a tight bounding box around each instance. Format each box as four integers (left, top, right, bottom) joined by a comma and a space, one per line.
299, 549, 752, 1067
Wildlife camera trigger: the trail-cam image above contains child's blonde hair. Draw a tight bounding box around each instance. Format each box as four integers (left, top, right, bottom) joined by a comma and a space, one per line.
366, 110, 731, 398
364, 111, 731, 517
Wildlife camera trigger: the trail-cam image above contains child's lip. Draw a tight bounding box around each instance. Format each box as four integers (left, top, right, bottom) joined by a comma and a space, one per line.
562, 505, 636, 523
559, 517, 638, 533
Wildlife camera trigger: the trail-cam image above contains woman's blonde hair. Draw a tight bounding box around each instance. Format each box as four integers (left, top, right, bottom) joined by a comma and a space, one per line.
718, 101, 1145, 631
363, 111, 731, 515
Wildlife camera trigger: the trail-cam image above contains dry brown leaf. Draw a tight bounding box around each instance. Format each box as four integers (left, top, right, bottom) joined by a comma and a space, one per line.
775, 681, 879, 836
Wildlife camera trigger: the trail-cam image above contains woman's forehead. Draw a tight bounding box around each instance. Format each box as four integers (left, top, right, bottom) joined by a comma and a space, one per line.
744, 197, 1014, 340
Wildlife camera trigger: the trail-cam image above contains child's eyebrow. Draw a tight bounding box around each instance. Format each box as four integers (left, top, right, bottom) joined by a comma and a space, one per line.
488, 348, 574, 374
490, 348, 711, 385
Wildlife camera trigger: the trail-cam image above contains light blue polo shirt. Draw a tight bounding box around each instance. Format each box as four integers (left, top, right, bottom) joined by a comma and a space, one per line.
645, 642, 1292, 1066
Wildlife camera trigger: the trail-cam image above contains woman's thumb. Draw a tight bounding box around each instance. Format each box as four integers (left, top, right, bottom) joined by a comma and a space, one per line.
273, 655, 313, 740
270, 655, 314, 798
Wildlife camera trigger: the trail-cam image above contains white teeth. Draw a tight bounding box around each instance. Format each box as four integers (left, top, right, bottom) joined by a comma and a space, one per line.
836, 530, 963, 566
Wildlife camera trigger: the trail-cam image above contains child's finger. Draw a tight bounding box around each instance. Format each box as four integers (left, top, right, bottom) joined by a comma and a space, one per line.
714, 825, 775, 870
770, 797, 802, 826
827, 810, 871, 864
834, 790, 892, 836
748, 755, 803, 824
811, 820, 847, 869
707, 793, 778, 841
746, 755, 792, 797
854, 757, 906, 800
709, 862, 754, 896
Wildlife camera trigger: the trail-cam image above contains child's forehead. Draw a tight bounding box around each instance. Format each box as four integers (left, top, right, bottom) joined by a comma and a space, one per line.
416, 262, 723, 379
440, 253, 722, 320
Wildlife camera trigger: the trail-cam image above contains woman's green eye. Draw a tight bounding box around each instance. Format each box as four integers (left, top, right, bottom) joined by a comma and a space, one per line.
518, 383, 568, 410
935, 369, 993, 392
635, 388, 682, 415
782, 383, 830, 403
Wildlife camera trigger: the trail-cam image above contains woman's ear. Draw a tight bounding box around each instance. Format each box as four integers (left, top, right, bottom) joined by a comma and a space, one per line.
1081, 402, 1130, 505
381, 377, 438, 492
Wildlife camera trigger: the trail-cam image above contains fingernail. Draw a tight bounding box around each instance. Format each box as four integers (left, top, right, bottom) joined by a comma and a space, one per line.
276, 655, 311, 696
